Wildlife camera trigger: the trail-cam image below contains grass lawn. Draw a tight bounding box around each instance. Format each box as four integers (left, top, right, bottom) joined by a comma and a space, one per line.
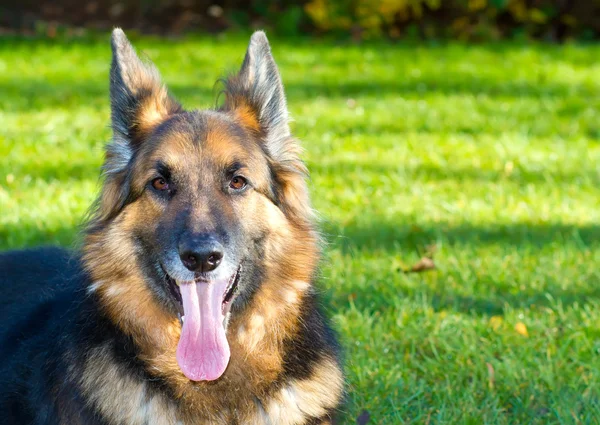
1, 34, 600, 424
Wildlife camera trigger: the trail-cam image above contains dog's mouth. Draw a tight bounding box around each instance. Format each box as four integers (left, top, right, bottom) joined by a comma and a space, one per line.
164, 265, 242, 324
160, 264, 242, 382
222, 266, 241, 306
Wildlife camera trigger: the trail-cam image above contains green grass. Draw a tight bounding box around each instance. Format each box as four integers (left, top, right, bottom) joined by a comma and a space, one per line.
1, 34, 600, 424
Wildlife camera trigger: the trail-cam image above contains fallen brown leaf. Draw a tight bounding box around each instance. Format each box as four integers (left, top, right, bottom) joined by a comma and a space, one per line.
405, 257, 436, 273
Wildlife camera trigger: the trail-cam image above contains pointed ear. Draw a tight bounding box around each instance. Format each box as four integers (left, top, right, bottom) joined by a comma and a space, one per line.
224, 32, 313, 226
93, 29, 181, 226
107, 28, 181, 174
223, 31, 291, 159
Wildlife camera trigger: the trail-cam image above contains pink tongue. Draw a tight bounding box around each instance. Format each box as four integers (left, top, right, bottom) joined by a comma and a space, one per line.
176, 280, 230, 381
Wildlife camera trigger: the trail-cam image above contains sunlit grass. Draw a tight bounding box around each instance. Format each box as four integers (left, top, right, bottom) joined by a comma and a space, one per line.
1, 34, 600, 424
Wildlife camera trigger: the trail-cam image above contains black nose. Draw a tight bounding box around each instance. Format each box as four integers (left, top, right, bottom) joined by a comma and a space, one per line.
179, 235, 224, 273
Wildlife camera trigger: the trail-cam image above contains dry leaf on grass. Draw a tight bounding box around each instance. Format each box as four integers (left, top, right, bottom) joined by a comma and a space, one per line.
515, 322, 529, 337
405, 257, 436, 273
398, 243, 438, 273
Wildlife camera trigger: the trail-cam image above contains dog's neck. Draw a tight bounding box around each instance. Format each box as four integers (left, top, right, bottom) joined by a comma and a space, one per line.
80, 217, 321, 403
72, 222, 345, 425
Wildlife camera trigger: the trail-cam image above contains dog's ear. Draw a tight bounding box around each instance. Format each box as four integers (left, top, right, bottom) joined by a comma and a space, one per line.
224, 32, 313, 226
107, 28, 181, 174
93, 29, 181, 226
224, 31, 290, 150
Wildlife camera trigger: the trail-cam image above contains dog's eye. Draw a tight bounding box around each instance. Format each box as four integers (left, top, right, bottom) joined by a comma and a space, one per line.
229, 176, 247, 191
152, 177, 169, 191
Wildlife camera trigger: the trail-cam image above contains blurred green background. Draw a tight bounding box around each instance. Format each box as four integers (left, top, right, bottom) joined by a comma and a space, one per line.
1, 1, 600, 424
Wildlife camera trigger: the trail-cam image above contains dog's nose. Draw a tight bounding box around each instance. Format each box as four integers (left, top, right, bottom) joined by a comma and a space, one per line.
179, 236, 224, 273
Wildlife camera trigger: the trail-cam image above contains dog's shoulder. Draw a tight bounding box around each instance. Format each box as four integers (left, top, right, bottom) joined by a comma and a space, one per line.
0, 246, 82, 300
0, 247, 95, 424
0, 246, 83, 331
254, 292, 344, 425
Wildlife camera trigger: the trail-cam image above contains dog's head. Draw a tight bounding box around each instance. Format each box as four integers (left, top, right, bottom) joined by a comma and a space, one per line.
84, 29, 318, 382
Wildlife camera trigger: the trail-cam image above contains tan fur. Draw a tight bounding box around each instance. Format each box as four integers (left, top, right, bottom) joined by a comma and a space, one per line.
112, 30, 180, 142
81, 30, 343, 425
83, 192, 328, 423
231, 102, 261, 132
80, 345, 178, 425
134, 87, 179, 138
79, 346, 341, 425
83, 172, 327, 423
261, 358, 344, 425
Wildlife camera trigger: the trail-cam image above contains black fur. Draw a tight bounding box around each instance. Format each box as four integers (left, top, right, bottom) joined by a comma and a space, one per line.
281, 293, 342, 382
0, 248, 178, 423
1, 29, 343, 425
0, 247, 341, 424
0, 247, 100, 424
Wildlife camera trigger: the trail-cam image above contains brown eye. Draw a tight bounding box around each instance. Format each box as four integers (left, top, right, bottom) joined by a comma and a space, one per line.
229, 176, 247, 191
152, 177, 169, 191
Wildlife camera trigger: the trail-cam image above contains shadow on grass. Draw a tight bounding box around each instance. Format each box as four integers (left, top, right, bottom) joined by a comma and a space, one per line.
322, 219, 599, 252
0, 80, 217, 112
284, 78, 595, 100
310, 161, 600, 186
10, 154, 597, 187
427, 287, 600, 317
3, 214, 597, 318
1, 70, 595, 112
1, 158, 101, 182
322, 219, 600, 316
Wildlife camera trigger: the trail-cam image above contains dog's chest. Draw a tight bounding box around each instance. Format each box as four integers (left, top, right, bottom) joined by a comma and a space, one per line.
79, 369, 337, 425
81, 384, 313, 425
79, 337, 341, 425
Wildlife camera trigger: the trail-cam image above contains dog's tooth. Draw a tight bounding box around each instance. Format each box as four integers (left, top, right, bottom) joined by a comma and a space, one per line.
222, 311, 231, 328
181, 315, 185, 323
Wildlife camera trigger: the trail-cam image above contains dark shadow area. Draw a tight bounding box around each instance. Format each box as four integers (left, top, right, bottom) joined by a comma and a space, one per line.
322, 219, 600, 253
0, 79, 107, 101
321, 219, 600, 316
427, 286, 600, 317
2, 215, 599, 318
3, 158, 101, 182
2, 65, 596, 113
310, 161, 600, 186
169, 73, 598, 109
283, 77, 596, 100
13, 155, 596, 187
0, 80, 217, 112
12, 213, 598, 253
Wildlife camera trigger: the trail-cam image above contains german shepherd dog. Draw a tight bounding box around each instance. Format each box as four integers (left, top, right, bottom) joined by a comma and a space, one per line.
0, 29, 344, 424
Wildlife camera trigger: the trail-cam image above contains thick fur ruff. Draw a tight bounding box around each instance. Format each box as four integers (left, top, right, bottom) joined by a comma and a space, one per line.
0, 30, 343, 425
